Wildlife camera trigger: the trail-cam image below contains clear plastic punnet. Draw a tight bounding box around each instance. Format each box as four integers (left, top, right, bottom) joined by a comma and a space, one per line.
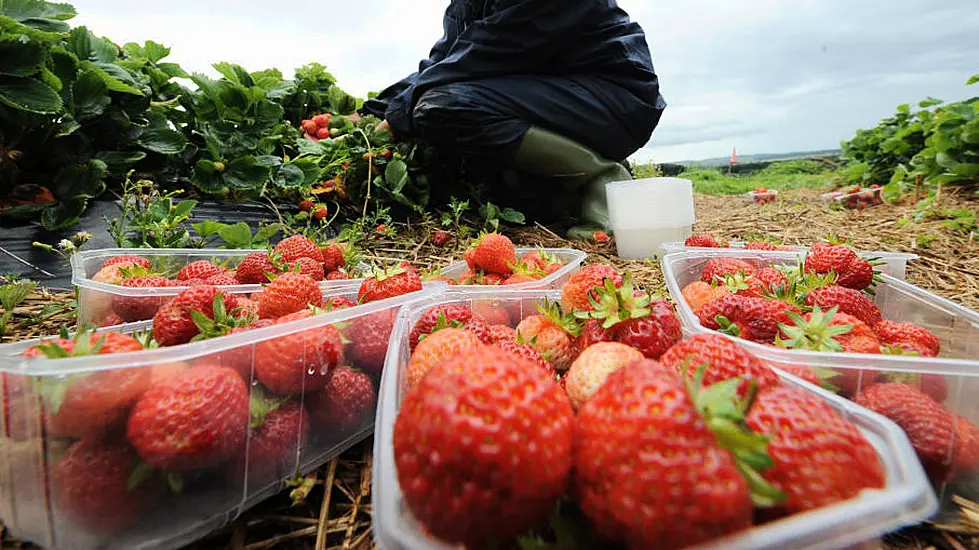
0, 283, 444, 550
71, 248, 370, 328
663, 248, 979, 514
438, 247, 586, 290
372, 289, 937, 550
661, 241, 918, 281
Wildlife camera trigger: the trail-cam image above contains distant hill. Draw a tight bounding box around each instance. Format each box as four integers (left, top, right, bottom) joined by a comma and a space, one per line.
678, 149, 842, 168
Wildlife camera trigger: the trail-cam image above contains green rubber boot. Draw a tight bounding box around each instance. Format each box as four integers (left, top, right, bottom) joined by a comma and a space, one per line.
510, 126, 633, 240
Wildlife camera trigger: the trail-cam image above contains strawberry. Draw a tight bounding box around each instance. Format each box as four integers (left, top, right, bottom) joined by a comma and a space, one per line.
322, 295, 356, 310
236, 251, 280, 284
316, 127, 330, 139
153, 285, 241, 346
320, 242, 346, 272
204, 272, 239, 286
682, 281, 732, 311
472, 300, 513, 326
242, 390, 310, 484
745, 385, 885, 515
470, 232, 517, 276
406, 328, 482, 388
480, 272, 504, 285
394, 344, 573, 546
876, 371, 949, 403
177, 260, 226, 281
346, 309, 397, 376
755, 267, 789, 293
463, 247, 477, 270
576, 319, 612, 352
745, 240, 793, 251
462, 314, 491, 344
518, 249, 547, 271
564, 342, 644, 410
312, 114, 330, 127
561, 264, 623, 313
53, 439, 164, 533
777, 306, 881, 355
102, 255, 151, 270
804, 242, 876, 291
457, 270, 477, 285
127, 365, 249, 472
774, 363, 823, 386
257, 272, 322, 319
298, 199, 315, 212
954, 416, 979, 474
376, 224, 387, 235
503, 272, 538, 285
357, 264, 422, 303
309, 366, 376, 433
660, 333, 780, 394
286, 256, 325, 281
494, 338, 556, 376
874, 320, 940, 357
574, 360, 776, 549
312, 204, 328, 222
274, 234, 323, 263
855, 383, 958, 482
696, 294, 800, 343
700, 257, 756, 284
99, 312, 126, 327
253, 310, 343, 396
112, 275, 171, 322
609, 300, 683, 360
92, 261, 140, 284
432, 230, 451, 247
325, 270, 351, 281
592, 231, 610, 243
213, 319, 275, 381
806, 285, 882, 327
486, 324, 517, 344
515, 304, 578, 371
684, 233, 728, 248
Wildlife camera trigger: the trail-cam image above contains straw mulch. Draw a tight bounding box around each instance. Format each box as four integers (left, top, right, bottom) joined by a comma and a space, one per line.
1, 188, 977, 550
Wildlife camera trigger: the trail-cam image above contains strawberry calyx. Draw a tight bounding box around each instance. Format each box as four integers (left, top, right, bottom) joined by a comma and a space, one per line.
721, 272, 755, 295
775, 306, 852, 352
417, 313, 465, 344
536, 299, 582, 338
682, 362, 784, 508
879, 343, 921, 357
248, 385, 292, 429
575, 273, 651, 329
116, 264, 157, 281
713, 315, 742, 338
369, 264, 408, 282
190, 293, 254, 342
761, 279, 807, 310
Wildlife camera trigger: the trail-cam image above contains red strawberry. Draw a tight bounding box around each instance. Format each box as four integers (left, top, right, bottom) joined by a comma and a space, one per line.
855, 383, 958, 482
258, 272, 322, 319
346, 309, 397, 376
682, 281, 732, 311
357, 264, 422, 303
576, 319, 613, 353
309, 366, 376, 432
470, 232, 517, 276
503, 272, 538, 285
409, 305, 474, 350
877, 371, 949, 403
320, 243, 346, 272
745, 240, 793, 251
323, 295, 356, 310
177, 260, 226, 282
954, 416, 979, 474
406, 328, 482, 388
463, 247, 477, 270
564, 341, 644, 409
102, 255, 151, 270
774, 363, 822, 386
561, 264, 623, 313
486, 324, 517, 344
480, 272, 504, 285
312, 204, 328, 222
518, 249, 547, 270
806, 285, 882, 327
153, 285, 241, 346
660, 333, 780, 394
325, 270, 351, 281
498, 336, 557, 375
610, 300, 683, 360
574, 360, 769, 549
242, 393, 310, 484
112, 275, 171, 322
592, 231, 610, 243
203, 272, 238, 286
253, 310, 343, 396
99, 312, 126, 327
721, 271, 766, 298
286, 256, 325, 281
700, 257, 756, 284
684, 233, 728, 248
432, 230, 451, 247
745, 385, 885, 515
696, 294, 799, 343
755, 267, 789, 293
298, 199, 314, 212
236, 252, 280, 284
53, 439, 164, 533
275, 235, 323, 263
127, 365, 249, 472
472, 300, 512, 327
462, 314, 491, 344
515, 312, 576, 371
457, 270, 477, 285
804, 242, 875, 290
874, 320, 940, 357
215, 319, 276, 381
394, 344, 573, 546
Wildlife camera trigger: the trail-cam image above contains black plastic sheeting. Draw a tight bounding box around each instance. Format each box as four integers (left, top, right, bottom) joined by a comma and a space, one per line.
0, 199, 302, 289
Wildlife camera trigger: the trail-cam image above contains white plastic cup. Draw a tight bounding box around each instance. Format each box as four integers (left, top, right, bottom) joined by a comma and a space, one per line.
606, 177, 696, 259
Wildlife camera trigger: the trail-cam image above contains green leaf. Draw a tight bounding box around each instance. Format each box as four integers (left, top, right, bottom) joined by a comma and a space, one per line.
39, 67, 61, 91
952, 163, 979, 178
94, 151, 146, 176
52, 159, 107, 199
1, 0, 76, 32
122, 40, 169, 63
967, 74, 979, 86
273, 162, 305, 189
217, 222, 254, 248
71, 68, 110, 121
66, 26, 117, 64
157, 62, 188, 79
191, 220, 227, 238
41, 196, 87, 230
79, 61, 142, 95
0, 75, 61, 113
172, 199, 197, 219
936, 152, 958, 169
289, 158, 321, 186
0, 36, 45, 76
918, 97, 943, 109
136, 122, 188, 154
223, 156, 271, 191
213, 61, 253, 87
253, 223, 282, 244
947, 103, 976, 120
501, 208, 526, 225
384, 159, 409, 194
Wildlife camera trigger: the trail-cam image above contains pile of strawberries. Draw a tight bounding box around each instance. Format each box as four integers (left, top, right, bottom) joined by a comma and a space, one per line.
683, 232, 795, 251
425, 232, 567, 286
823, 184, 884, 210
89, 235, 359, 326
749, 186, 777, 204
392, 263, 895, 549
7, 252, 427, 536
678, 239, 979, 487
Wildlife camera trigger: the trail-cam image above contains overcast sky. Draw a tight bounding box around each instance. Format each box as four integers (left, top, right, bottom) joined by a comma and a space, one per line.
73, 0, 979, 163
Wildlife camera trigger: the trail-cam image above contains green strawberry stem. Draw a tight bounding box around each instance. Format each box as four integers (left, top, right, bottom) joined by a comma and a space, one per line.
713, 315, 742, 338
775, 306, 850, 352
575, 273, 651, 330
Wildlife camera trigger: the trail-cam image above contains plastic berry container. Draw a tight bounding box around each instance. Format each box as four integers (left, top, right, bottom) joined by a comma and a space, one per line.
372, 289, 937, 550
821, 187, 884, 210
748, 189, 778, 205
438, 248, 587, 291
0, 283, 444, 550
